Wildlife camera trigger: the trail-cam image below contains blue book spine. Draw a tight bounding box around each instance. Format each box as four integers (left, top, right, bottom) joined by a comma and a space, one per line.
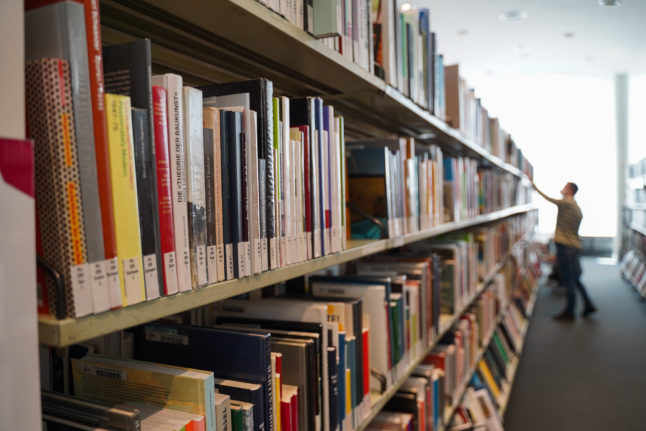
348, 337, 357, 418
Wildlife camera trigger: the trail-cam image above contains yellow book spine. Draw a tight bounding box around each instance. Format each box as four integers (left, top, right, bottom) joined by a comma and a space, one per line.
105, 94, 146, 305
275, 374, 281, 431
477, 359, 501, 399
346, 368, 352, 418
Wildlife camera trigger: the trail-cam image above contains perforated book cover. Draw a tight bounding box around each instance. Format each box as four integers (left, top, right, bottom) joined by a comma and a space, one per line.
26, 58, 93, 317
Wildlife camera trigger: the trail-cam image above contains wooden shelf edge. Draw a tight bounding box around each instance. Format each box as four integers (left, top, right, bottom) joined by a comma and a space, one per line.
38, 205, 536, 347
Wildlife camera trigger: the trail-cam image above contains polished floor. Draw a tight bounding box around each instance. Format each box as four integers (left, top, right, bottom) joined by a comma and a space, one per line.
503, 258, 646, 431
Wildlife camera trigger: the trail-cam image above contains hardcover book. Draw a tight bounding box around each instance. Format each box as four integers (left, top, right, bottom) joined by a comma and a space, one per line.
151, 73, 192, 292
203, 108, 225, 282
105, 93, 146, 305
152, 85, 180, 295
26, 58, 93, 317
103, 39, 163, 300
183, 86, 208, 288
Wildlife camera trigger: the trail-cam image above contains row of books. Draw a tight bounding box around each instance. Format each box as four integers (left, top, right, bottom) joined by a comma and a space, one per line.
26, 1, 347, 318
257, 0, 537, 177
39, 215, 535, 431
628, 157, 646, 179
346, 138, 531, 239
361, 242, 539, 431
620, 249, 646, 296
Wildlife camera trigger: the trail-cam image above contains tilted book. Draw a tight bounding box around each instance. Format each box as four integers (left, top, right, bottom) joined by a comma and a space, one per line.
72, 355, 215, 431
104, 93, 146, 305
26, 58, 93, 317
151, 73, 192, 292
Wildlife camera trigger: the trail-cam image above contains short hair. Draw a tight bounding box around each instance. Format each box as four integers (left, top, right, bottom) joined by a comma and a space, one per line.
567, 182, 578, 195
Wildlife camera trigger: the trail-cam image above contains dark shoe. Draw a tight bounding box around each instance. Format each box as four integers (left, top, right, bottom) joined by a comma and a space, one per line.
582, 305, 598, 317
553, 311, 575, 321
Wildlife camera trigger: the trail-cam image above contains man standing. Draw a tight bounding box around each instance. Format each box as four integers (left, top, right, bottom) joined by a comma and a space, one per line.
533, 181, 597, 320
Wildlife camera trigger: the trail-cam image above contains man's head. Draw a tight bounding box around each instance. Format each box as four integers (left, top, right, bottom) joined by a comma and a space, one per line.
561, 182, 578, 198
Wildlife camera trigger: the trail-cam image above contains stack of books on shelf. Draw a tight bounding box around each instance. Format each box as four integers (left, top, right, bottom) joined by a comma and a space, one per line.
347, 138, 531, 239
38, 213, 537, 431
26, 0, 348, 319
361, 242, 539, 430
620, 248, 646, 296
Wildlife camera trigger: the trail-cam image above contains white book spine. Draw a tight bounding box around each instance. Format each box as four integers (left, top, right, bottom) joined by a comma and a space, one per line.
163, 251, 179, 294
312, 131, 322, 258
152, 74, 192, 292
322, 130, 331, 254
105, 257, 122, 307
90, 260, 110, 313
182, 87, 208, 288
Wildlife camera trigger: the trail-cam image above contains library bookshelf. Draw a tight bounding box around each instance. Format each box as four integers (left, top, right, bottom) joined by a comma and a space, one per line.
31, 1, 540, 430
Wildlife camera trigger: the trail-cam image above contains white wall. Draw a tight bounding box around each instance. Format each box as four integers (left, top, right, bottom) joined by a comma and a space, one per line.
469, 73, 616, 237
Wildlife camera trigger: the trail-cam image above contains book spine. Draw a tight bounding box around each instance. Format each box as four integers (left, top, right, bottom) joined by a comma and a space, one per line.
152, 86, 179, 295
337, 116, 347, 250
240, 120, 251, 276
131, 108, 162, 300
182, 87, 208, 288
272, 97, 282, 268
152, 74, 192, 292
328, 347, 339, 431
203, 125, 217, 285
26, 58, 92, 318
249, 111, 262, 275
280, 97, 290, 265
228, 111, 244, 278
220, 111, 234, 280
264, 82, 277, 271
299, 126, 313, 260
211, 112, 226, 282
105, 93, 146, 305
82, 0, 120, 310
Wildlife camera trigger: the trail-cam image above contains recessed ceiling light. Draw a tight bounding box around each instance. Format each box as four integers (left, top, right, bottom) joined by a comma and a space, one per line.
599, 0, 621, 6
498, 10, 529, 22
564, 32, 575, 38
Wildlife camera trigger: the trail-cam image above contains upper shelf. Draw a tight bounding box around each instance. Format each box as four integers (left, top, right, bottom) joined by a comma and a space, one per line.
99, 0, 527, 178
38, 204, 536, 347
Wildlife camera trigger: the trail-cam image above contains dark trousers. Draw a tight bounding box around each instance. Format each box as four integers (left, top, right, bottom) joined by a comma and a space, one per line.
555, 243, 593, 314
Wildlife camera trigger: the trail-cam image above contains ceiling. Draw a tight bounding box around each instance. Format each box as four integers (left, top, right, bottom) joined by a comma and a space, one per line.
420, 0, 646, 81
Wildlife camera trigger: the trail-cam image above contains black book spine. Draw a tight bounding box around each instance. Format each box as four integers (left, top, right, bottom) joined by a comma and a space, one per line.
240, 124, 249, 264
220, 111, 233, 280
203, 127, 216, 282
263, 330, 274, 431
327, 346, 339, 431
353, 302, 363, 406
432, 253, 441, 333
215, 383, 265, 431
227, 111, 243, 279
103, 39, 163, 293
131, 108, 163, 298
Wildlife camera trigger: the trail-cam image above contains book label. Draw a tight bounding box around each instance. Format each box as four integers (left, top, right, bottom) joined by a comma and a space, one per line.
70, 263, 93, 317
254, 238, 262, 275
90, 260, 110, 313
237, 243, 246, 277
313, 227, 321, 258
307, 232, 313, 261
207, 245, 217, 284
244, 242, 252, 277
106, 257, 121, 308
123, 257, 142, 305
225, 244, 234, 280
81, 364, 127, 381
179, 249, 191, 291
269, 237, 278, 270
280, 237, 288, 266
145, 326, 189, 345
163, 251, 179, 295
216, 244, 225, 282
197, 245, 208, 286
261, 238, 268, 273
143, 254, 160, 300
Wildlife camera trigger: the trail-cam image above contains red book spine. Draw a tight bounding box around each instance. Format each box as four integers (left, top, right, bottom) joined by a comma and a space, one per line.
281, 399, 292, 431
362, 327, 370, 401
152, 86, 178, 295
298, 125, 312, 241
290, 393, 299, 431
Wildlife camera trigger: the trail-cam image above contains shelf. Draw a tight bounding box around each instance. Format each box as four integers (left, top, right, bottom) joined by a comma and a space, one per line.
630, 223, 646, 236
441, 287, 539, 429
354, 234, 532, 431
624, 204, 646, 211
38, 205, 536, 347
99, 0, 528, 179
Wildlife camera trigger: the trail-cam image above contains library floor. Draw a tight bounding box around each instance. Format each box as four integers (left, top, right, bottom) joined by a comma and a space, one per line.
503, 258, 646, 431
